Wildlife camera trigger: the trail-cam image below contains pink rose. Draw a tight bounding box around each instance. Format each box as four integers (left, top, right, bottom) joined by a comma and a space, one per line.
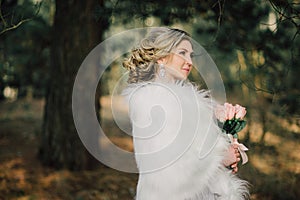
224, 103, 235, 120
215, 105, 226, 122
234, 104, 247, 119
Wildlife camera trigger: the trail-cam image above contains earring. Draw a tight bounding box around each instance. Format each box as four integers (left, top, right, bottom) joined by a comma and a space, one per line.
158, 63, 165, 78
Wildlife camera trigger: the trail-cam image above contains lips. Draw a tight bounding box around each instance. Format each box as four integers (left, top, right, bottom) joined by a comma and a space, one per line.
182, 67, 190, 73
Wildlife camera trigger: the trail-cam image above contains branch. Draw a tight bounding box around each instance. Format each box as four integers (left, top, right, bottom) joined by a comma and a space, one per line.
212, 0, 225, 41
236, 50, 274, 94
0, 0, 7, 27
0, 1, 42, 35
0, 17, 31, 35
268, 0, 300, 40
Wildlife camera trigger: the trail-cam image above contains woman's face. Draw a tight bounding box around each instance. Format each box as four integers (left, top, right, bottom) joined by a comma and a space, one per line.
164, 40, 193, 80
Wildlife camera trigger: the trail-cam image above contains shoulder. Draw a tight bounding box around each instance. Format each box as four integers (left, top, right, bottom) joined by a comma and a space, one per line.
124, 82, 176, 105
123, 81, 214, 111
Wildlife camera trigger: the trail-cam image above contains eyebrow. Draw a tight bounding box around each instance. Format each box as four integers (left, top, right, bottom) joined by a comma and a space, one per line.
176, 48, 194, 54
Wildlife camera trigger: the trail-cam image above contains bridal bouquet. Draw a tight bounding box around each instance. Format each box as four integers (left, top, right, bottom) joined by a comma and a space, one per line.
215, 103, 249, 164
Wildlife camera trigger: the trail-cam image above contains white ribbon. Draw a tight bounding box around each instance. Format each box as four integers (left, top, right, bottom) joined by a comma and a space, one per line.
229, 135, 249, 165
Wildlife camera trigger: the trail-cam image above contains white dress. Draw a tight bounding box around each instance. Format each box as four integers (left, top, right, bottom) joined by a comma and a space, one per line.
123, 81, 249, 200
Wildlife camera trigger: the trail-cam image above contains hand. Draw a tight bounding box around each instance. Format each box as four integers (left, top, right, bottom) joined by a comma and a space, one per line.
223, 144, 241, 173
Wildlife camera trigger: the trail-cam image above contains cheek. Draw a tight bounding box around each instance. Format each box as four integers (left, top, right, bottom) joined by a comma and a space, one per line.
175, 58, 186, 67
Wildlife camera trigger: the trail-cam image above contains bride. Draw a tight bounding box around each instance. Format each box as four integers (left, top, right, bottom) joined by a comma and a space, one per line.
122, 27, 249, 200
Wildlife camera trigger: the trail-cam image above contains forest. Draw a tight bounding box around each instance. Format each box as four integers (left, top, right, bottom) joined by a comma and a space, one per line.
0, 0, 299, 199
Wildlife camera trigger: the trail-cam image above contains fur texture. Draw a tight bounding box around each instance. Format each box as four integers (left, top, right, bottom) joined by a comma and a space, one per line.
124, 81, 249, 200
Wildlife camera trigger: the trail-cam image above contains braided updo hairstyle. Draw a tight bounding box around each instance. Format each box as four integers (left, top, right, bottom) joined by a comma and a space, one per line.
123, 27, 190, 84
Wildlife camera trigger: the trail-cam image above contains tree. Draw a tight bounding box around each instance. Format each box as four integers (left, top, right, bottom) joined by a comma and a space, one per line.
39, 0, 110, 170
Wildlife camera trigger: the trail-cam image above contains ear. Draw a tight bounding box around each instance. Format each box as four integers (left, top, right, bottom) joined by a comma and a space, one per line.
156, 56, 168, 64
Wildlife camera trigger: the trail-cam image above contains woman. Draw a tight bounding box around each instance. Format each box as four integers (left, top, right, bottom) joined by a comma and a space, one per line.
122, 27, 249, 200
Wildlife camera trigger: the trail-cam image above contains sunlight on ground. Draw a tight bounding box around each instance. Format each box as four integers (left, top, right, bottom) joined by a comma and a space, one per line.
264, 131, 282, 146
247, 123, 300, 175
39, 170, 73, 189
251, 154, 275, 174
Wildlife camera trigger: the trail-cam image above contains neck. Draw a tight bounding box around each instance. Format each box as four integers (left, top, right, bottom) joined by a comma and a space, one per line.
154, 74, 187, 86
154, 73, 176, 83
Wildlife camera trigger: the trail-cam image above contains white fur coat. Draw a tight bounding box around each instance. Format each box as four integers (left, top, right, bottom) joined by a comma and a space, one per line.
123, 81, 249, 200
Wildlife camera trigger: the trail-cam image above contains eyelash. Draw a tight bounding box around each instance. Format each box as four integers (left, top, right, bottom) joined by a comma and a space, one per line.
179, 51, 194, 58
179, 51, 186, 55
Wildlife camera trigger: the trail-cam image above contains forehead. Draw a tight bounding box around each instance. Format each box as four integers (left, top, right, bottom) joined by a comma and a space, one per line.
176, 40, 193, 51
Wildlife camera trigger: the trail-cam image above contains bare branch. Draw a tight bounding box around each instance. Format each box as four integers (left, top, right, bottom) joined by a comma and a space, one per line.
206, 0, 226, 45
0, 1, 42, 35
0, 18, 31, 35
268, 0, 300, 40
0, 0, 7, 27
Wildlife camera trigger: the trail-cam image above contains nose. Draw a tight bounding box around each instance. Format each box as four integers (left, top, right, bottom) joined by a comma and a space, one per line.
186, 56, 193, 66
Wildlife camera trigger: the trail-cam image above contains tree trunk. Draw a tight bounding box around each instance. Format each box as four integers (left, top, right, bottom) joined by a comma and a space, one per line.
39, 0, 109, 170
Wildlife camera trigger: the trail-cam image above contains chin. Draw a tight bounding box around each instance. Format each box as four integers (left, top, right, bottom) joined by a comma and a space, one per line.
170, 72, 188, 81
180, 74, 188, 80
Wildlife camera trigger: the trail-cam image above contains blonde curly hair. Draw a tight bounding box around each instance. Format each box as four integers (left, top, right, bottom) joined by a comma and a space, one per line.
123, 27, 190, 84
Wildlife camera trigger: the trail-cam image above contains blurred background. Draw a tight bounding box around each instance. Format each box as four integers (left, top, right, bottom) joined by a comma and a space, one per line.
0, 0, 299, 199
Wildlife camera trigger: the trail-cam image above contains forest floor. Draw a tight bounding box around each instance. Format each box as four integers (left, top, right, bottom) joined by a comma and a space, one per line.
0, 98, 137, 200
0, 98, 299, 200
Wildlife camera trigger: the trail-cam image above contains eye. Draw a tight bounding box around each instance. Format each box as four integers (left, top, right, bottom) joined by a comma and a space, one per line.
190, 53, 195, 58
178, 51, 186, 56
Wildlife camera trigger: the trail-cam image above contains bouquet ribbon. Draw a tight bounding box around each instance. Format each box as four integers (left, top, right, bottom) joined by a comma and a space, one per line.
229, 134, 249, 165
